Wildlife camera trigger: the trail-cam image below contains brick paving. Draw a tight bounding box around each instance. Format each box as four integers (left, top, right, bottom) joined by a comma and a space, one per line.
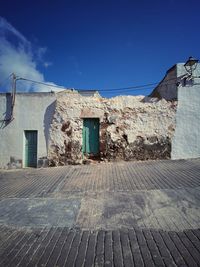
1, 226, 200, 266
0, 159, 200, 198
0, 158, 200, 266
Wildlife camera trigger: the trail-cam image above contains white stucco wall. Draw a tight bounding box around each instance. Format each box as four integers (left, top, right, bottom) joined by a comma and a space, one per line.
171, 83, 200, 159
177, 62, 200, 79
0, 93, 56, 168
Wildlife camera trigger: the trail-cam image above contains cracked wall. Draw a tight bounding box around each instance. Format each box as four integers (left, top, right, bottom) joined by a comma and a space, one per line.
48, 91, 177, 165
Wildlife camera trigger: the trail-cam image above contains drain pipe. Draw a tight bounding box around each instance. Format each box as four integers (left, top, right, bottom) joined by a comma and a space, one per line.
1, 73, 17, 122
10, 73, 17, 120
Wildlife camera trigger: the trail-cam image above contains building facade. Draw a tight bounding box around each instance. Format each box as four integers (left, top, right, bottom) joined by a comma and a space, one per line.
171, 64, 200, 159
0, 92, 56, 168
0, 62, 199, 169
150, 62, 200, 160
0, 90, 177, 168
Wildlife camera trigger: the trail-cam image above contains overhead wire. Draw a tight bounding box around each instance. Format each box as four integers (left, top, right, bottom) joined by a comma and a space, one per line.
17, 77, 67, 90
102, 76, 179, 92
16, 76, 178, 93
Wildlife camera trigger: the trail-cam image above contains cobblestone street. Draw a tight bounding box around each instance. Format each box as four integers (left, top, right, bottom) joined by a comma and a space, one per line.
0, 158, 200, 266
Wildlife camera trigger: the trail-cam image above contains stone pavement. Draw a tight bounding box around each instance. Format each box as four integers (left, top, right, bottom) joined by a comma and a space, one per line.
0, 159, 200, 266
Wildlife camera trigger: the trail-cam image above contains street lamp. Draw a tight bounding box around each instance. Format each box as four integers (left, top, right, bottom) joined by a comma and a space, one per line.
184, 56, 199, 76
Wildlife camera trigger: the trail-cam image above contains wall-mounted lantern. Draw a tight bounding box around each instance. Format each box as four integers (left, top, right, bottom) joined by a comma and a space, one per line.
184, 56, 199, 76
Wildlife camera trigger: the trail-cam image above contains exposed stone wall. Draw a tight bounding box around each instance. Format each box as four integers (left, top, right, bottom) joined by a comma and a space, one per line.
48, 92, 177, 166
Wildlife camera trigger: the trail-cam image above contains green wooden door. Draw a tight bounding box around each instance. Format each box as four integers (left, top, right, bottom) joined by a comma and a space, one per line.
83, 118, 99, 154
24, 131, 37, 167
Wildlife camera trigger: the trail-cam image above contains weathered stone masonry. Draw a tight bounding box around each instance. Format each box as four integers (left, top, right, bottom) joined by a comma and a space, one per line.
48, 91, 177, 166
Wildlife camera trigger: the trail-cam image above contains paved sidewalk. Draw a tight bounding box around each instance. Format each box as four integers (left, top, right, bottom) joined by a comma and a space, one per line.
0, 159, 200, 266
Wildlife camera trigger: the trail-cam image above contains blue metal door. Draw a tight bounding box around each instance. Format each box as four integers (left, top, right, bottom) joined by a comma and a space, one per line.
24, 131, 37, 167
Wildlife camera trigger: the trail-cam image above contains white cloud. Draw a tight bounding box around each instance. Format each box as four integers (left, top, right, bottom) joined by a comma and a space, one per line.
37, 47, 47, 61
0, 17, 62, 92
0, 17, 28, 45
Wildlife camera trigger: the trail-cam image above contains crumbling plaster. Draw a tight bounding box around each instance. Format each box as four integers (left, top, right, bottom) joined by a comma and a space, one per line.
48, 91, 177, 165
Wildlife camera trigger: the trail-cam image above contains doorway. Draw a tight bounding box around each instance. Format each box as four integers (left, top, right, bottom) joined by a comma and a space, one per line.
24, 130, 38, 167
82, 118, 99, 155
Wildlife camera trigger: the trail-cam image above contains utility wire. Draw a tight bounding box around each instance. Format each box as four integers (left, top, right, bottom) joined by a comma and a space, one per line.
100, 82, 177, 93
71, 77, 178, 92
18, 77, 67, 90
79, 82, 159, 91
101, 77, 179, 92
15, 75, 178, 93
97, 86, 156, 93
96, 82, 159, 91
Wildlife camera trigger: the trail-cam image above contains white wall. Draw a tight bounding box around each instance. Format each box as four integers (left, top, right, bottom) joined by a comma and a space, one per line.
0, 93, 56, 168
177, 62, 200, 79
171, 84, 200, 159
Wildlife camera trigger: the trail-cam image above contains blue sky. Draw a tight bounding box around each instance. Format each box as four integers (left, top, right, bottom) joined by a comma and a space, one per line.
0, 0, 200, 97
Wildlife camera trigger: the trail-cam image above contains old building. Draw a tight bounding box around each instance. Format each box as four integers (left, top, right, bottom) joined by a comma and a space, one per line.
0, 61, 199, 169
149, 59, 200, 160
47, 92, 176, 166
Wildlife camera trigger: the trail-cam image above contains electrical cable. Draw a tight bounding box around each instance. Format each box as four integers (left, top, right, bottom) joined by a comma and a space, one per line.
100, 78, 176, 91
18, 77, 67, 90
17, 76, 178, 93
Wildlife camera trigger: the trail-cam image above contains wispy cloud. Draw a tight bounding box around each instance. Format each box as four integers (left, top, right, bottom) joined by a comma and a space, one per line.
0, 17, 61, 92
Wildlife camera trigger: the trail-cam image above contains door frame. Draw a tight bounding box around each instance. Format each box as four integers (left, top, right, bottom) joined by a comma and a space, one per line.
82, 118, 100, 156
23, 130, 38, 168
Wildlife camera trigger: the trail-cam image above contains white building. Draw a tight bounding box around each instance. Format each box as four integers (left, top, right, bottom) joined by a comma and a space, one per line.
0, 92, 56, 168
150, 60, 200, 160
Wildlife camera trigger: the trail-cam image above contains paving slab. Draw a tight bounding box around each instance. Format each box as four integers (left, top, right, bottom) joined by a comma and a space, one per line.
0, 158, 200, 266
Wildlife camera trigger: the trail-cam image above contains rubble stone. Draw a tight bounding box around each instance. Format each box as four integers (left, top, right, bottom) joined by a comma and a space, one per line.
48, 92, 177, 165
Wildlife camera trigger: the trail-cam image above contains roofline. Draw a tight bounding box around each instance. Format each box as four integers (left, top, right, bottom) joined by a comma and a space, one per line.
78, 90, 99, 92
166, 64, 176, 74
0, 92, 56, 95
149, 64, 178, 98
